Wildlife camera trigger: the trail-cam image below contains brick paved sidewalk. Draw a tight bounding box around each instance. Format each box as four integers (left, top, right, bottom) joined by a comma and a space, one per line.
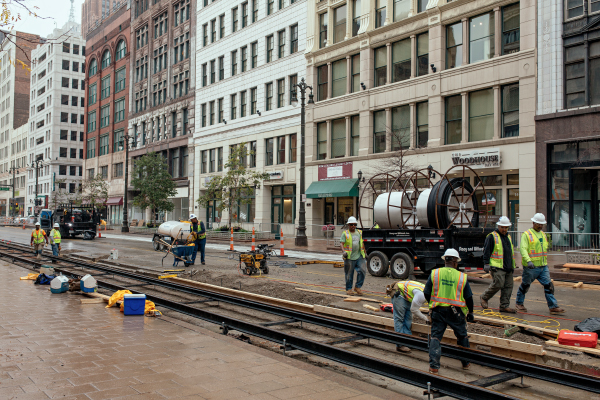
0, 262, 406, 400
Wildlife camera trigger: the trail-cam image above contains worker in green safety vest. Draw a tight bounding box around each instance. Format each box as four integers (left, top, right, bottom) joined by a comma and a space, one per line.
339, 216, 366, 296
49, 223, 62, 257
423, 248, 474, 374
480, 216, 516, 313
30, 221, 49, 260
516, 213, 564, 315
189, 214, 206, 265
388, 280, 428, 353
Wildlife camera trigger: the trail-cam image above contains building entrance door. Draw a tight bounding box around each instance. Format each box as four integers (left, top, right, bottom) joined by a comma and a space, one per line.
324, 199, 334, 225
508, 189, 519, 230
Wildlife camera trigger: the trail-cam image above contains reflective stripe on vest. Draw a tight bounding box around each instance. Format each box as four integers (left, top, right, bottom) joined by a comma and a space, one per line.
51, 229, 61, 244
524, 229, 548, 266
429, 268, 467, 309
396, 280, 425, 302
488, 231, 515, 269
32, 229, 45, 244
342, 230, 366, 258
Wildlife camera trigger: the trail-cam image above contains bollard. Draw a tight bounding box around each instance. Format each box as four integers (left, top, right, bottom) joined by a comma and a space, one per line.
229, 226, 234, 251
251, 227, 256, 252
280, 228, 285, 257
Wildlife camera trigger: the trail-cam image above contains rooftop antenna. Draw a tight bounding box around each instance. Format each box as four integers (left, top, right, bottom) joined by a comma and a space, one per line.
68, 0, 75, 23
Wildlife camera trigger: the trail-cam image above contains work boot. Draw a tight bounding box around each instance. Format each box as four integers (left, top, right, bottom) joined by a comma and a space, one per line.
354, 287, 364, 296
429, 367, 438, 374
499, 307, 516, 314
549, 307, 565, 315
480, 296, 488, 309
396, 345, 411, 353
462, 363, 471, 370
515, 304, 527, 313
346, 290, 354, 296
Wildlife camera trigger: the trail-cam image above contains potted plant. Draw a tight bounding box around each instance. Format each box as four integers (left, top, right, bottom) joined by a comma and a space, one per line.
322, 224, 335, 238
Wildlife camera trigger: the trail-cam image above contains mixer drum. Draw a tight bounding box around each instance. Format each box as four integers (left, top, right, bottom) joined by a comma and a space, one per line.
157, 221, 192, 240
373, 191, 418, 229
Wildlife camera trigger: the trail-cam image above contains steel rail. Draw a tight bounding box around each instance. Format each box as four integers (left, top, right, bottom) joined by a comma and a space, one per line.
1, 241, 599, 396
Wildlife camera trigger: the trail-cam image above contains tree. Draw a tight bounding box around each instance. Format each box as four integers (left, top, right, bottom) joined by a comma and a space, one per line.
131, 152, 177, 225
78, 174, 109, 210
197, 144, 270, 228
49, 178, 79, 209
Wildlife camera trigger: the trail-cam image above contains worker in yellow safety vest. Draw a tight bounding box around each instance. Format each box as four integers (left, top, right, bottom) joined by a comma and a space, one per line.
49, 223, 62, 257
480, 216, 516, 313
423, 249, 474, 374
30, 221, 49, 259
516, 213, 564, 315
339, 216, 367, 296
189, 214, 206, 265
388, 280, 428, 353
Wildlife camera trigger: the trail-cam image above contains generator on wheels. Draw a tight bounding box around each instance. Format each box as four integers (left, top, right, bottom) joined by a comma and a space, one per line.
239, 244, 274, 276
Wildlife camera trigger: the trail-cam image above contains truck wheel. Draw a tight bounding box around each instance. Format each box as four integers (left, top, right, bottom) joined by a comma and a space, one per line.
152, 236, 161, 251
367, 251, 389, 277
390, 253, 413, 280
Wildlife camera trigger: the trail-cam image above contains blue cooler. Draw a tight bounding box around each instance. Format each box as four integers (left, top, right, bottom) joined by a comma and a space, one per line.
50, 276, 69, 294
80, 274, 97, 293
123, 294, 146, 315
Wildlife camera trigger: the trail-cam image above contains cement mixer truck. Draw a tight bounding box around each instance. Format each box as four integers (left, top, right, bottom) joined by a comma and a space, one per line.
358, 166, 496, 279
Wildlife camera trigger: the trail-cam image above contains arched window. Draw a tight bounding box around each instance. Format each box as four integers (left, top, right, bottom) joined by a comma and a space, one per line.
89, 59, 97, 76
115, 40, 127, 61
101, 50, 111, 69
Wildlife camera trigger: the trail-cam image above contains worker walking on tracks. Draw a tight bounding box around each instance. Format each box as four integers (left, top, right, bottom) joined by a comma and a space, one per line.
189, 214, 206, 265
30, 221, 49, 259
480, 216, 516, 313
424, 249, 474, 374
516, 213, 565, 315
340, 216, 367, 296
387, 280, 428, 353
49, 223, 62, 257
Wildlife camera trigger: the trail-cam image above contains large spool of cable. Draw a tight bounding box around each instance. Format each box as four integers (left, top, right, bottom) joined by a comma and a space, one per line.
426, 178, 479, 229
373, 191, 418, 229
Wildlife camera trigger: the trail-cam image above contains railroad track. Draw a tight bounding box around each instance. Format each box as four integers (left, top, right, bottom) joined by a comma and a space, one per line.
1, 240, 598, 400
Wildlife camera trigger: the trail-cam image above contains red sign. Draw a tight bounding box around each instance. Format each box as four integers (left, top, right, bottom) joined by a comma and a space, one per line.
318, 162, 353, 181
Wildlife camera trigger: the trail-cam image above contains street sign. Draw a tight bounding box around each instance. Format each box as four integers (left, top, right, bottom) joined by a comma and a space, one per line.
0, 187, 9, 191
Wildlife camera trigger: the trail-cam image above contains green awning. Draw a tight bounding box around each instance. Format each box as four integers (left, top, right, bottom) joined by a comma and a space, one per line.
306, 179, 359, 199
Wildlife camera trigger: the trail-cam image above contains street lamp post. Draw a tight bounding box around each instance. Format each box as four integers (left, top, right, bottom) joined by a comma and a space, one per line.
118, 133, 134, 232
291, 78, 314, 247
29, 159, 44, 216
8, 166, 17, 217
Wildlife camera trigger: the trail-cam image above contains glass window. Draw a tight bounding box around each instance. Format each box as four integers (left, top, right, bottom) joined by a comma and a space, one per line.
266, 138, 274, 165
502, 83, 519, 137
334, 5, 346, 44
278, 30, 285, 58
351, 115, 360, 156
590, 56, 600, 106
277, 79, 285, 108
318, 64, 328, 101
592, 0, 600, 13
89, 83, 97, 105
251, 42, 258, 68
99, 134, 109, 156
241, 90, 247, 117
266, 82, 273, 111
115, 40, 127, 60
475, 175, 503, 187
507, 174, 519, 185
100, 105, 110, 128
289, 134, 297, 162
201, 150, 207, 173
114, 98, 125, 123
115, 67, 126, 92
101, 50, 111, 69
417, 101, 428, 148
249, 141, 257, 167
242, 2, 248, 27
469, 88, 494, 142
373, 110, 386, 153
277, 136, 286, 164
579, 139, 600, 160
209, 101, 215, 125
417, 32, 429, 76
331, 118, 346, 158
470, 12, 495, 63
376, 0, 386, 28
290, 24, 298, 53
374, 46, 387, 87
446, 22, 462, 69
445, 95, 462, 145
289, 74, 298, 105
567, 0, 584, 19
332, 59, 347, 98
231, 94, 237, 120
241, 46, 247, 72
476, 189, 502, 217
268, 0, 274, 14
566, 60, 585, 108
89, 59, 97, 76
101, 75, 110, 99
351, 54, 360, 93
551, 143, 577, 163
391, 105, 410, 150
394, 0, 409, 21
417, 0, 428, 12
317, 122, 327, 160
392, 38, 411, 82
352, 0, 361, 36
113, 130, 124, 152
251, 88, 257, 114
232, 7, 238, 32
218, 147, 223, 171
87, 138, 96, 158
319, 13, 328, 48
502, 3, 520, 55
266, 35, 274, 63
218, 98, 224, 123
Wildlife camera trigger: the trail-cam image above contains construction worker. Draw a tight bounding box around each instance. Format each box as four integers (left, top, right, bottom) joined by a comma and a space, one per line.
387, 280, 428, 353
189, 214, 206, 265
424, 248, 474, 374
30, 221, 49, 259
49, 223, 62, 256
340, 216, 367, 296
480, 216, 516, 313
516, 213, 565, 314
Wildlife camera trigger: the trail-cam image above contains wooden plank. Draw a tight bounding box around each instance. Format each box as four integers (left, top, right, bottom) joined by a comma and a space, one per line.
363, 304, 380, 312
573, 282, 584, 288
80, 298, 105, 304
563, 263, 600, 271
343, 297, 361, 302
546, 341, 600, 357
294, 287, 383, 303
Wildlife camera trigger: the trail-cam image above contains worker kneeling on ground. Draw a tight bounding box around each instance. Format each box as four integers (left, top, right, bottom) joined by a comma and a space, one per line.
480, 216, 516, 313
387, 280, 428, 353
424, 248, 474, 374
516, 213, 565, 315
49, 223, 62, 257
30, 221, 49, 260
340, 216, 367, 296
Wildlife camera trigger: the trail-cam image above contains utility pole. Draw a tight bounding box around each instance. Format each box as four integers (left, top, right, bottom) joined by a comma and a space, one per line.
8, 166, 16, 217
119, 133, 133, 232
30, 159, 44, 216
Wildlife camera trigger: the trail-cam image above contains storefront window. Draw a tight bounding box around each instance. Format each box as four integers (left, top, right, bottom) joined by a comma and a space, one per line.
550, 169, 569, 245
551, 143, 577, 163
579, 139, 600, 161
337, 197, 354, 225
476, 189, 502, 218
271, 185, 295, 230
475, 175, 503, 187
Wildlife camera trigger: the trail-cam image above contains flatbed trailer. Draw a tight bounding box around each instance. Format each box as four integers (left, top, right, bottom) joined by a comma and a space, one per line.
362, 226, 494, 279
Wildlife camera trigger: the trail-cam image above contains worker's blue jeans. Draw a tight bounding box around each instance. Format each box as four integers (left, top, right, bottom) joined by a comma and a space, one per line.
516, 265, 559, 309
51, 244, 59, 256
429, 307, 470, 370
392, 295, 413, 335
344, 257, 366, 291
191, 239, 206, 264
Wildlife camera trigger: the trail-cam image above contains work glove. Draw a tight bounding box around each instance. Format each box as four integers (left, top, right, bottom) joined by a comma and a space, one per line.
527, 261, 535, 268
483, 264, 491, 273
466, 313, 475, 323
342, 252, 348, 260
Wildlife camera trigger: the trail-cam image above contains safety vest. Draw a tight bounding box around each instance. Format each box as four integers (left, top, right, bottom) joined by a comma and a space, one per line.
487, 231, 515, 269
395, 280, 425, 302
191, 222, 206, 240
429, 267, 468, 315
32, 229, 45, 244
342, 230, 365, 258
373, 224, 380, 229
521, 228, 548, 267
50, 229, 61, 244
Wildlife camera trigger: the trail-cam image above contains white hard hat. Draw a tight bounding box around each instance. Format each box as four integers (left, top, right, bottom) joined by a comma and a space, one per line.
531, 213, 547, 225
35, 221, 40, 226
497, 216, 512, 227
441, 248, 461, 262
189, 214, 197, 220
347, 216, 358, 224
54, 223, 60, 228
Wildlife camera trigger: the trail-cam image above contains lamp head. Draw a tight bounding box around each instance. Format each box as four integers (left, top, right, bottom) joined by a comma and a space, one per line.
307, 93, 314, 104
291, 91, 298, 107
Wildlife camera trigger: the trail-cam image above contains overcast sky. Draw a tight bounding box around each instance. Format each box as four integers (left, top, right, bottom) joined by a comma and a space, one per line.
11, 0, 85, 37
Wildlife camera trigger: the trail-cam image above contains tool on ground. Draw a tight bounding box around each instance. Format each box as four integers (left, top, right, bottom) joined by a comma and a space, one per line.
557, 330, 598, 348
504, 325, 521, 337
